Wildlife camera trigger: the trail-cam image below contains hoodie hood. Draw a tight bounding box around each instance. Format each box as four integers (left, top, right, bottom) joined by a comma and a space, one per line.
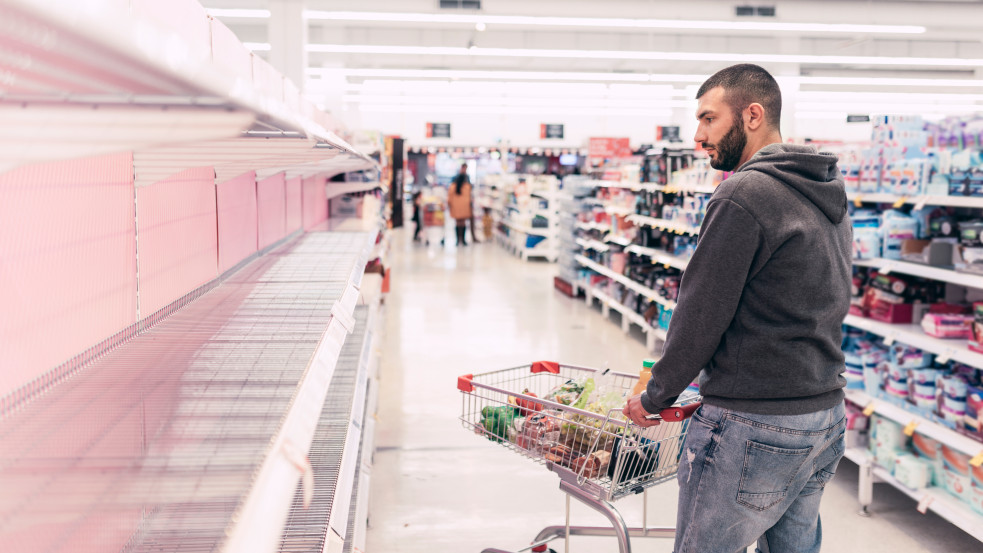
736, 143, 848, 224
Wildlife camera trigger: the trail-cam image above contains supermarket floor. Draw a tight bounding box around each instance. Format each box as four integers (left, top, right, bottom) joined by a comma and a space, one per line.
366, 227, 980, 553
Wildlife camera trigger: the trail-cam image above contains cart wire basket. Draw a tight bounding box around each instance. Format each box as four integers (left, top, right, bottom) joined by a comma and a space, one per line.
458, 361, 701, 553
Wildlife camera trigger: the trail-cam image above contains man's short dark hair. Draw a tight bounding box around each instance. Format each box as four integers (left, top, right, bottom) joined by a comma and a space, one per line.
696, 64, 782, 129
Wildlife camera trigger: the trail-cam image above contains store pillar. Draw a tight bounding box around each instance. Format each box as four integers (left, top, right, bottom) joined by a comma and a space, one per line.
268, 0, 307, 91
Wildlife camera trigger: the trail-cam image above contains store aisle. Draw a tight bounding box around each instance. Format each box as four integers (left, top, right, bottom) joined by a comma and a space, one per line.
367, 228, 979, 553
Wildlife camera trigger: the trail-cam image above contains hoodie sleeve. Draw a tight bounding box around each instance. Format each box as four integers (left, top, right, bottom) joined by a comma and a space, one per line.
640, 197, 767, 413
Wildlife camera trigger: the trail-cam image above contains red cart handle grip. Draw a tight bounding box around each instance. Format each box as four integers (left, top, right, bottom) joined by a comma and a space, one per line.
531, 361, 560, 374
658, 402, 701, 422
457, 374, 474, 393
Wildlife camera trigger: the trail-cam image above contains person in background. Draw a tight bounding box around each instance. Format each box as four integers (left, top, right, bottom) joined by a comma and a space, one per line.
411, 190, 423, 242
623, 64, 851, 553
448, 163, 474, 247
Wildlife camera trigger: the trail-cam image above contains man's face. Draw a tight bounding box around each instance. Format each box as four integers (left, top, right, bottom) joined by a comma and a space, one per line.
694, 87, 747, 172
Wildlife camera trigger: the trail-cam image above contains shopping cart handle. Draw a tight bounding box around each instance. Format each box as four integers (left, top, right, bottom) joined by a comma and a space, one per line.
657, 402, 701, 422
457, 374, 474, 393
530, 361, 560, 374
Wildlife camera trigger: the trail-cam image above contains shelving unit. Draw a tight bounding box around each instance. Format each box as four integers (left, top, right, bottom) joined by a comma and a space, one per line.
625, 245, 691, 271
0, 3, 384, 553
842, 179, 983, 542
585, 286, 667, 347
574, 255, 676, 310
842, 446, 983, 542
843, 314, 983, 367
847, 192, 983, 210
491, 175, 560, 262
576, 237, 610, 253
626, 214, 701, 236
853, 258, 983, 290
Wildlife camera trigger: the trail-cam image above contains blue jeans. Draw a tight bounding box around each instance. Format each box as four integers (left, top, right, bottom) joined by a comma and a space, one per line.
674, 402, 846, 553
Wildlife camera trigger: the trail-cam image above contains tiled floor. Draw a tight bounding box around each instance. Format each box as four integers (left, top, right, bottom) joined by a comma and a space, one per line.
367, 227, 980, 553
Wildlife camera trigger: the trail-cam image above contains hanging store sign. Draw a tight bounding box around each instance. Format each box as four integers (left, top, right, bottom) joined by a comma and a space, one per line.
426, 122, 451, 138
588, 137, 631, 158
540, 124, 565, 139
847, 115, 871, 123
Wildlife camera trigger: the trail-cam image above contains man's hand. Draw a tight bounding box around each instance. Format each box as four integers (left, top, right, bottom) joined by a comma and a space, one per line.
624, 394, 661, 427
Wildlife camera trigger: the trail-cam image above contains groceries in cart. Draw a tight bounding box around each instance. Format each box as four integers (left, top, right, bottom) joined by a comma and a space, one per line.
461, 361, 701, 501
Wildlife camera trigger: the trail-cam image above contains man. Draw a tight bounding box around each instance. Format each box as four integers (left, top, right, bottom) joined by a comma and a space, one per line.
623, 64, 852, 553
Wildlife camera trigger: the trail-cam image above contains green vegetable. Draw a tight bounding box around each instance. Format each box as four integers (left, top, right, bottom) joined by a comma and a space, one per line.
573, 378, 595, 410
480, 405, 520, 442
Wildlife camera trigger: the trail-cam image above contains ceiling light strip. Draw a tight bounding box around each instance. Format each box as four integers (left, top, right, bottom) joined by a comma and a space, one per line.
308, 68, 983, 89
306, 44, 983, 67
303, 11, 925, 34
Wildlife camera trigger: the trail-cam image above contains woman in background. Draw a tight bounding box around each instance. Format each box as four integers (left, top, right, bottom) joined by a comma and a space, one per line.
447, 163, 473, 247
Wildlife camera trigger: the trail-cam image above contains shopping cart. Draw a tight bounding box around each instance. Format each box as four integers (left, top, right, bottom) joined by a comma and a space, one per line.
458, 361, 701, 553
421, 198, 446, 246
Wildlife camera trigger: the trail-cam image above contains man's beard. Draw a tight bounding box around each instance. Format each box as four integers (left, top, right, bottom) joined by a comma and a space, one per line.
704, 118, 747, 171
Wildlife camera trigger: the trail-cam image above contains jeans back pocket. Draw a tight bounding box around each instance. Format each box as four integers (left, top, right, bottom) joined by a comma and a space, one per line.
737, 441, 813, 511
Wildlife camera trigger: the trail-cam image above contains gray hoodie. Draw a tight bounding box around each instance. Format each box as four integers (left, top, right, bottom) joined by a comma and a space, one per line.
641, 143, 852, 416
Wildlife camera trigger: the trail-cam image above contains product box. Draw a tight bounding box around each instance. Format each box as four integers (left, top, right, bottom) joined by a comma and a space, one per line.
894, 454, 932, 490
940, 444, 973, 502
969, 303, 983, 354
921, 313, 973, 339
910, 433, 943, 486
330, 194, 363, 218
964, 384, 983, 440
970, 464, 983, 515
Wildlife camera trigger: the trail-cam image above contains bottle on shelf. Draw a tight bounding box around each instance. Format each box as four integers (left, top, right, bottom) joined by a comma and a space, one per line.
631, 358, 657, 397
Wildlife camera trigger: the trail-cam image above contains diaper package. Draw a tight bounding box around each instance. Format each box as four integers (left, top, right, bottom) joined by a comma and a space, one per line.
970, 463, 983, 515
940, 444, 973, 502
909, 433, 943, 486
894, 453, 932, 490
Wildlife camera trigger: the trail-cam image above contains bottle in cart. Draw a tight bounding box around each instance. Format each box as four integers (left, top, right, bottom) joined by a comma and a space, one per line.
631, 358, 657, 397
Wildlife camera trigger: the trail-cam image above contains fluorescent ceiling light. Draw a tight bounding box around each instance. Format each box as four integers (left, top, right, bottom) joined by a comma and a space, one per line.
243, 42, 272, 51
304, 11, 925, 35
341, 94, 693, 109
798, 76, 983, 88
205, 8, 271, 18
310, 68, 983, 88
306, 44, 983, 68
356, 104, 674, 117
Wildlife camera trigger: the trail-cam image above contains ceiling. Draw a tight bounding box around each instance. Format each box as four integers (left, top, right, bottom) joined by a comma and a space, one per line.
201, 0, 983, 142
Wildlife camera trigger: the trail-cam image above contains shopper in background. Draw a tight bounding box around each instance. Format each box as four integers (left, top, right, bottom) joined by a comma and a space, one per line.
448, 163, 474, 246
411, 190, 423, 242
623, 64, 851, 553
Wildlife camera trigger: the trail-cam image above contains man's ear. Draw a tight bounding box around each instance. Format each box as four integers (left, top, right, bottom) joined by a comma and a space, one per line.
745, 103, 766, 131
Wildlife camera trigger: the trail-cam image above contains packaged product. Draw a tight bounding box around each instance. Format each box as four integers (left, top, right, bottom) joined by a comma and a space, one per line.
516, 411, 560, 452
870, 415, 907, 456
940, 444, 973, 502
970, 463, 983, 515
970, 302, 983, 354
910, 433, 943, 486
544, 378, 589, 406
964, 385, 983, 439
571, 450, 612, 479
938, 374, 969, 400
480, 405, 521, 443
881, 210, 919, 260
891, 345, 934, 369
893, 453, 931, 490
921, 313, 973, 339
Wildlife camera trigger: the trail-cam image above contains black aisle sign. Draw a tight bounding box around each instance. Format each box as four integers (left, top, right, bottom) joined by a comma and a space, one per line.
540, 123, 564, 139
847, 115, 871, 123
427, 122, 451, 138
657, 125, 681, 142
